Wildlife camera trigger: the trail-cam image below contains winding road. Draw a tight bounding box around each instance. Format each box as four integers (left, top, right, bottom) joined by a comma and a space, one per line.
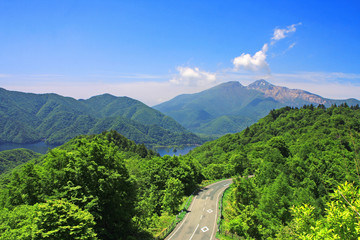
166, 179, 232, 240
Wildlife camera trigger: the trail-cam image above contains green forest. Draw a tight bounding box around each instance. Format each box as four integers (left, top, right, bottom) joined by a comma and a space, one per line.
154, 80, 360, 136
0, 104, 360, 239
0, 88, 201, 147
189, 104, 360, 239
0, 131, 204, 239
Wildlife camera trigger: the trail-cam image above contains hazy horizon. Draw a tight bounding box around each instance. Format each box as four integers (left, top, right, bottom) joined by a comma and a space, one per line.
1, 0, 359, 105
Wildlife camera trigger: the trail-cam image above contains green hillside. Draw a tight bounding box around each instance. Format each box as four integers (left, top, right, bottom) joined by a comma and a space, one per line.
0, 131, 203, 239
0, 149, 42, 175
0, 88, 201, 147
154, 80, 360, 136
1, 105, 360, 239
188, 104, 360, 239
154, 81, 284, 135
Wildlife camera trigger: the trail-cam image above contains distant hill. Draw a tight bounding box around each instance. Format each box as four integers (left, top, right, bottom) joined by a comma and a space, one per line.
0, 148, 42, 175
0, 88, 201, 146
154, 80, 360, 136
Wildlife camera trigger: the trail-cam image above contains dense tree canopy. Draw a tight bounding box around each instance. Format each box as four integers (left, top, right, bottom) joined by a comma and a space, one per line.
0, 88, 202, 147
1, 105, 360, 239
0, 131, 203, 239
189, 105, 360, 239
0, 148, 42, 175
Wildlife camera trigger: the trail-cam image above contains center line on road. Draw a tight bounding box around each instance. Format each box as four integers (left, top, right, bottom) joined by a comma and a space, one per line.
200, 215, 203, 220
166, 192, 197, 240
189, 224, 199, 240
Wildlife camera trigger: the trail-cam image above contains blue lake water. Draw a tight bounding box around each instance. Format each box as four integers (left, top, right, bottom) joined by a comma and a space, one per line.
0, 142, 199, 156
0, 142, 57, 154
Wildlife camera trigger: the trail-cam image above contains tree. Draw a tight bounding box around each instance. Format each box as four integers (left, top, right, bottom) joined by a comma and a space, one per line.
162, 177, 184, 214
0, 205, 33, 240
280, 182, 360, 239
0, 200, 97, 240
33, 199, 97, 240
41, 137, 136, 239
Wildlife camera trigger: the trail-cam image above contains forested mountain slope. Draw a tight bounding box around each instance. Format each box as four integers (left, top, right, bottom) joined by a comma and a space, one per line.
0, 88, 201, 146
0, 131, 203, 239
188, 104, 360, 239
154, 80, 360, 136
1, 105, 360, 239
0, 149, 42, 175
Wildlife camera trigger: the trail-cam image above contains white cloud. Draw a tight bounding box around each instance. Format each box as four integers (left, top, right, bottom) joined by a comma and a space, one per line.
2, 71, 360, 107
170, 67, 216, 86
232, 23, 301, 73
233, 44, 270, 72
1, 74, 216, 106
288, 42, 296, 49
272, 23, 302, 43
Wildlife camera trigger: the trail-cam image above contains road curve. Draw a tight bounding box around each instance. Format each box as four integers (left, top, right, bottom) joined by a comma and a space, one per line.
166, 179, 232, 240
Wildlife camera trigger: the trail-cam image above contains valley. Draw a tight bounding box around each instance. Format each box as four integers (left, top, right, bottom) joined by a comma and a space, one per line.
0, 88, 201, 147
1, 104, 359, 239
1, 1, 359, 239
154, 80, 360, 136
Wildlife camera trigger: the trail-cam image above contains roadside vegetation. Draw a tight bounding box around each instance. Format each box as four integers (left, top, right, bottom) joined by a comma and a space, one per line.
202, 104, 360, 239
0, 104, 359, 239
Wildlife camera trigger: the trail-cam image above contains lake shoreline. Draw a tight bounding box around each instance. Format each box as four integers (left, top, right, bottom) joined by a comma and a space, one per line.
0, 142, 199, 157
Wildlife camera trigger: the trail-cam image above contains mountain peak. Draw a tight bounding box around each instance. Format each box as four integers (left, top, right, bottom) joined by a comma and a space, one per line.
247, 79, 274, 90
218, 81, 244, 88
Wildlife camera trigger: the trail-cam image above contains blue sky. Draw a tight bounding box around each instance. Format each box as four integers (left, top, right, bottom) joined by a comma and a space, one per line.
1, 0, 360, 105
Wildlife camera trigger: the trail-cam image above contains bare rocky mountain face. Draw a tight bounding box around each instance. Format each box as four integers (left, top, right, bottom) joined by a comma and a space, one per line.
247, 79, 328, 104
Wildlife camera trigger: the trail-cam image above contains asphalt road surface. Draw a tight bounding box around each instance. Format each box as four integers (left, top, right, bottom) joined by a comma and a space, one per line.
166, 179, 232, 240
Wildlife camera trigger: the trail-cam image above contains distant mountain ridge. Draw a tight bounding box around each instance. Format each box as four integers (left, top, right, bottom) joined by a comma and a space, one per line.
0, 88, 201, 146
247, 79, 359, 105
154, 80, 360, 136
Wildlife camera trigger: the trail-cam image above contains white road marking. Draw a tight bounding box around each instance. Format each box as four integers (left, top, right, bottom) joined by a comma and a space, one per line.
166, 180, 232, 240
167, 194, 197, 240
189, 224, 199, 240
210, 185, 229, 240
207, 209, 213, 213
224, 183, 230, 186
201, 226, 209, 232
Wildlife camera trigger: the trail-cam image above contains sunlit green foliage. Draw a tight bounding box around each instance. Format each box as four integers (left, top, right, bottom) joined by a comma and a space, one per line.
0, 148, 42, 175
0, 199, 97, 240
2, 103, 360, 239
0, 131, 203, 239
193, 104, 360, 239
278, 182, 360, 239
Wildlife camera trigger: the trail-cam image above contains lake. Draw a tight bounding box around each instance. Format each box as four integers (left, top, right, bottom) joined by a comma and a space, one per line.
0, 142, 199, 156
0, 142, 58, 154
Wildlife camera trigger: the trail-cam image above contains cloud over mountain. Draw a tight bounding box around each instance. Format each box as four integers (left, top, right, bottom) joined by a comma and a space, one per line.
170, 67, 216, 86
232, 23, 301, 73
233, 44, 270, 73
